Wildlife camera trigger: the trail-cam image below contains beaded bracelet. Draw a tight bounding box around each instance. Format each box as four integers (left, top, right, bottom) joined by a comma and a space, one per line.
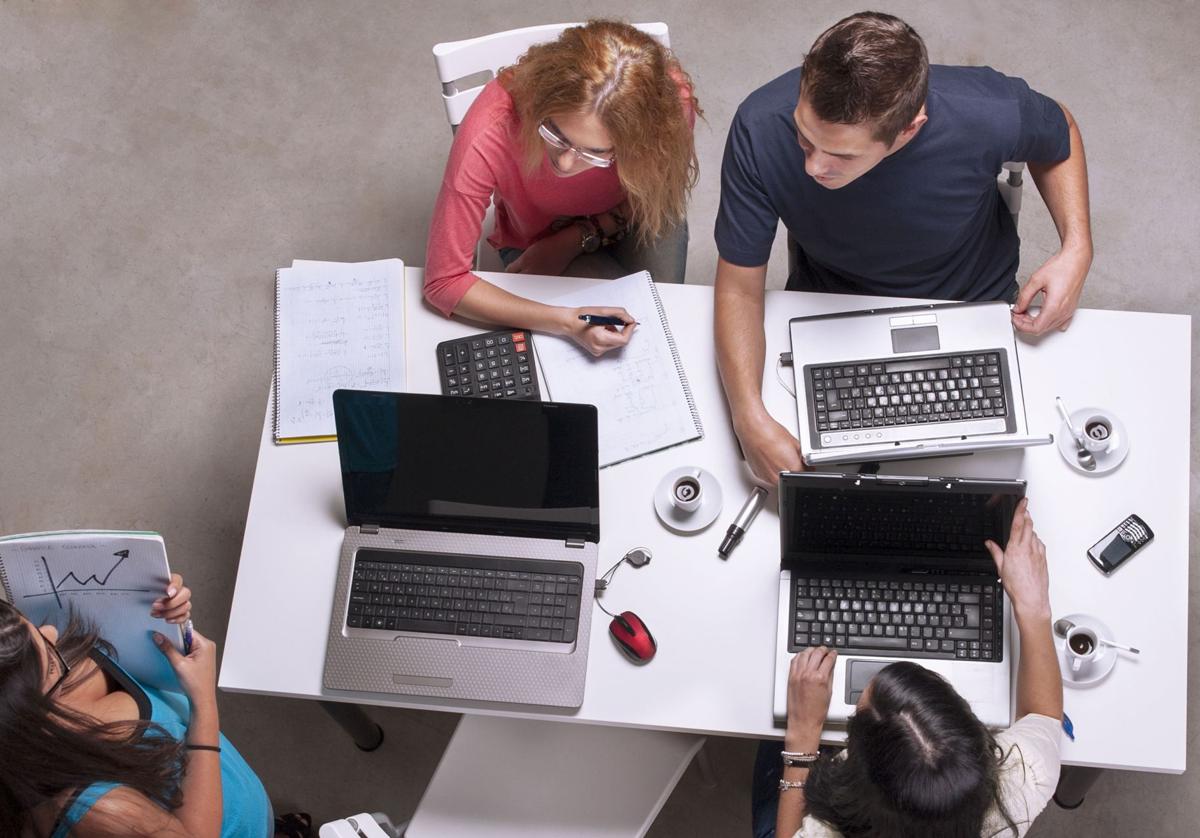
779, 778, 806, 792
781, 750, 819, 766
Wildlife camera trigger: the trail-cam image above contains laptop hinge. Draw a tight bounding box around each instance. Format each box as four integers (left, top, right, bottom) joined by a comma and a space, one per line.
359, 524, 380, 535
565, 538, 586, 549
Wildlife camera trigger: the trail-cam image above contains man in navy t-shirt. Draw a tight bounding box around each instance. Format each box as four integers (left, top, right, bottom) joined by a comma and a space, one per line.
714, 12, 1093, 487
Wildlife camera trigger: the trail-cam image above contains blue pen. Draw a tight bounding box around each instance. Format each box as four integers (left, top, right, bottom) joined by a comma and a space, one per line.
578, 314, 629, 327
183, 619, 194, 655
1062, 712, 1075, 742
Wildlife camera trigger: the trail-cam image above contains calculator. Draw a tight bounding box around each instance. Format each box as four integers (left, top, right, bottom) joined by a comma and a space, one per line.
436, 328, 540, 400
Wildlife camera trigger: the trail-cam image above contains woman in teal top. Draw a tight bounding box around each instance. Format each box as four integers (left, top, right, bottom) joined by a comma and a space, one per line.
0, 575, 272, 837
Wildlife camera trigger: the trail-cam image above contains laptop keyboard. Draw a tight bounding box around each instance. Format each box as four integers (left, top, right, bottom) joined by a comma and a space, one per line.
790, 576, 1003, 661
347, 550, 582, 644
807, 352, 1009, 433
438, 329, 540, 400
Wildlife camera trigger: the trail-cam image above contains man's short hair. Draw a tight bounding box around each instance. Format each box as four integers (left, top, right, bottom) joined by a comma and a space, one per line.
800, 12, 929, 145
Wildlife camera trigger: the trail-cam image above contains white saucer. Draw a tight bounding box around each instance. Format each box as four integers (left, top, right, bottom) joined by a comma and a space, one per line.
1055, 612, 1119, 688
653, 467, 723, 534
1056, 407, 1129, 475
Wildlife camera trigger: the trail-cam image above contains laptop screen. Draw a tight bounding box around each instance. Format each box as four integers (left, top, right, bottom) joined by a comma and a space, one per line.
334, 390, 599, 542
779, 475, 1024, 573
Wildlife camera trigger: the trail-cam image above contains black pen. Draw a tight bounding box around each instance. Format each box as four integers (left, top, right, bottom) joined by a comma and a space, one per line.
578, 314, 630, 327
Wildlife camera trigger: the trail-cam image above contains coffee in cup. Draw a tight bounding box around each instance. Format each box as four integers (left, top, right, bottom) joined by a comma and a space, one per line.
671, 473, 703, 513
1081, 414, 1113, 453
1066, 625, 1099, 676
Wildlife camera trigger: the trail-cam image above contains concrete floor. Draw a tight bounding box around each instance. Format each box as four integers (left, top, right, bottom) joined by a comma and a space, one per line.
2, 1, 1197, 835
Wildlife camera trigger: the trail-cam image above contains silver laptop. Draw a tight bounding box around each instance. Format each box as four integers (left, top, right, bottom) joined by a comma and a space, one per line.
322, 390, 599, 709
789, 301, 1051, 465
772, 472, 1023, 728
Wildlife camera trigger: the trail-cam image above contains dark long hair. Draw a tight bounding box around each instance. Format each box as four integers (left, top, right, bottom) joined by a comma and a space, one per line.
804, 662, 1021, 838
0, 599, 184, 837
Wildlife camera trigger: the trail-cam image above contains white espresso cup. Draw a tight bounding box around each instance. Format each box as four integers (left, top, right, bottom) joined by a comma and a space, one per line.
671, 471, 703, 514
1066, 626, 1100, 676
1081, 413, 1114, 453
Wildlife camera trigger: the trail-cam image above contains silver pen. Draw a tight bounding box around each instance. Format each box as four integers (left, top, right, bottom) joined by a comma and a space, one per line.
718, 487, 767, 558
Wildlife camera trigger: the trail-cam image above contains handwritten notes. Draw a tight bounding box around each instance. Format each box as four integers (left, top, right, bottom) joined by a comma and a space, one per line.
533, 272, 703, 466
275, 259, 405, 441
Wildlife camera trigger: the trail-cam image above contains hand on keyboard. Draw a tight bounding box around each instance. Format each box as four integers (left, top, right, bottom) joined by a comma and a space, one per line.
786, 645, 837, 734
984, 498, 1050, 623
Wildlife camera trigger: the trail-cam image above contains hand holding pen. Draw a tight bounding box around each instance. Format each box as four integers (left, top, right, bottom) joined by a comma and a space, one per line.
567, 306, 638, 357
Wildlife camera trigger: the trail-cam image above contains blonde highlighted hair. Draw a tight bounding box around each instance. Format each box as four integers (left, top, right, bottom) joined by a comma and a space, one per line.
501, 19, 701, 242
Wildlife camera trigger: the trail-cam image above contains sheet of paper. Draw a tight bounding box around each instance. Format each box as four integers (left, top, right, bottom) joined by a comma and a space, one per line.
0, 531, 183, 690
533, 272, 702, 466
275, 258, 405, 440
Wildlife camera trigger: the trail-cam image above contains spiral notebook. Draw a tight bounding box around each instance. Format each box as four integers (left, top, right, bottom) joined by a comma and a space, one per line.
0, 530, 183, 690
274, 258, 406, 444
533, 271, 703, 467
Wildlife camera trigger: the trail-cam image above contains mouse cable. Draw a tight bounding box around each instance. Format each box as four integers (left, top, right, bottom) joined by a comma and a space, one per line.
593, 553, 634, 618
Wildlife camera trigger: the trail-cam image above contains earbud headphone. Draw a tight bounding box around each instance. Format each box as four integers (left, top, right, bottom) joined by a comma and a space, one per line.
593, 547, 652, 618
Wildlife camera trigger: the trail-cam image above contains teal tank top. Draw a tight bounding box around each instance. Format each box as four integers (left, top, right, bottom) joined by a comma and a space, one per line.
50, 650, 270, 838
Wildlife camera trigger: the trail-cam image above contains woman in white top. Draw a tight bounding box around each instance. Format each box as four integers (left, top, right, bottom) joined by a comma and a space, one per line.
755, 498, 1063, 837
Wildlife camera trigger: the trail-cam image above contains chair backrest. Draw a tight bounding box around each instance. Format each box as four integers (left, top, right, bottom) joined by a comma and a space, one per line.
432, 22, 670, 129
998, 161, 1025, 223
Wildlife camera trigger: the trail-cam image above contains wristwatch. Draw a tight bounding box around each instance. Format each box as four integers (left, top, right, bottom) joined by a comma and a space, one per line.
575, 218, 602, 253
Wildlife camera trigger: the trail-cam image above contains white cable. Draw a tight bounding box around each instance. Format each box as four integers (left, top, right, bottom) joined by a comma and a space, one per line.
775, 358, 796, 397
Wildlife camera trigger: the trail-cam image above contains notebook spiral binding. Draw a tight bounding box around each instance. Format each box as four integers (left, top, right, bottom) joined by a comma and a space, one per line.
272, 269, 283, 440
0, 560, 13, 602
645, 275, 704, 437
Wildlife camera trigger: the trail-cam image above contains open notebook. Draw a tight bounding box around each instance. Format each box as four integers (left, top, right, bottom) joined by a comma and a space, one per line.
274, 258, 406, 443
533, 271, 703, 467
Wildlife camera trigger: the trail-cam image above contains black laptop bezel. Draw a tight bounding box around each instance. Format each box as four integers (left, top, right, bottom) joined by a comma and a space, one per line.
778, 472, 1026, 575
333, 389, 600, 543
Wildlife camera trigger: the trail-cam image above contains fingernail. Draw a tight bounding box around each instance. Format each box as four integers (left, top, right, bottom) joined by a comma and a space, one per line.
167, 587, 177, 596
152, 632, 164, 645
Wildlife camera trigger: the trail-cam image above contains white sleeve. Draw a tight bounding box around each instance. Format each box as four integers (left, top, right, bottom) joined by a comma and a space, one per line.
989, 713, 1064, 834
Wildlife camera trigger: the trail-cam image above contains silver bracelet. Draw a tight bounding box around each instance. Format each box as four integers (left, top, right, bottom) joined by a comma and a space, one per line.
781, 750, 819, 766
779, 778, 807, 791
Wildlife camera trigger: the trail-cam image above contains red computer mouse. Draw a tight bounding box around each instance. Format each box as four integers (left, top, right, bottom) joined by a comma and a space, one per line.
609, 611, 656, 663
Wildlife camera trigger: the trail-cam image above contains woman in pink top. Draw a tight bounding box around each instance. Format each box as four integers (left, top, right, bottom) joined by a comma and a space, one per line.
425, 19, 700, 356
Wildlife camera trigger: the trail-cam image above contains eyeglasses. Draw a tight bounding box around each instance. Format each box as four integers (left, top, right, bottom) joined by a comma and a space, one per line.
538, 121, 616, 168
42, 634, 71, 697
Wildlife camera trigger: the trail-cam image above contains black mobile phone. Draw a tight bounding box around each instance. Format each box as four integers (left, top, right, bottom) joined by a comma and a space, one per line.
1086, 514, 1154, 575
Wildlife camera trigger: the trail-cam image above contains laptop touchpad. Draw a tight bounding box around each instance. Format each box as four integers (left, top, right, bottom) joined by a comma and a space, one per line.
845, 659, 893, 705
891, 325, 939, 353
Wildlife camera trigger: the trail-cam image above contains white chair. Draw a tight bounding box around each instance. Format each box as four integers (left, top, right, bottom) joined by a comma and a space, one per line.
997, 161, 1025, 224
404, 714, 707, 837
432, 22, 670, 130
431, 23, 671, 270
319, 811, 402, 838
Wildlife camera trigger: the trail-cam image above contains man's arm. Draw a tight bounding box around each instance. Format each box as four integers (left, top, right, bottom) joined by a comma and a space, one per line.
714, 257, 804, 488
1012, 103, 1093, 335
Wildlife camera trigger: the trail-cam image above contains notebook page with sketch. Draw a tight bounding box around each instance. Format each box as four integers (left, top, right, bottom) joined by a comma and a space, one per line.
0, 530, 183, 690
274, 258, 406, 443
533, 271, 703, 467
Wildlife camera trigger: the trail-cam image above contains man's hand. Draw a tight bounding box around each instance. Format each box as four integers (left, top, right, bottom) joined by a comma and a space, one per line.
506, 227, 580, 276
984, 498, 1051, 622
734, 413, 804, 489
1011, 247, 1090, 335
786, 646, 837, 734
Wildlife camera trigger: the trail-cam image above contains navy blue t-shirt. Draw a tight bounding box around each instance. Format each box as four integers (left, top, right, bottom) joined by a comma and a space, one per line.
715, 65, 1070, 302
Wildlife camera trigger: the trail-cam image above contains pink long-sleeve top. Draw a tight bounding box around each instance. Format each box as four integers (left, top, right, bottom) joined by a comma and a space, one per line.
424, 79, 693, 316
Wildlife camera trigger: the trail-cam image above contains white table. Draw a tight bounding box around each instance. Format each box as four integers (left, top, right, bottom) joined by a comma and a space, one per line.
221, 269, 1190, 775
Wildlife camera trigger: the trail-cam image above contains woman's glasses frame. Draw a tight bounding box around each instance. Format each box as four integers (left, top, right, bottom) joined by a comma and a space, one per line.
537, 121, 616, 168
